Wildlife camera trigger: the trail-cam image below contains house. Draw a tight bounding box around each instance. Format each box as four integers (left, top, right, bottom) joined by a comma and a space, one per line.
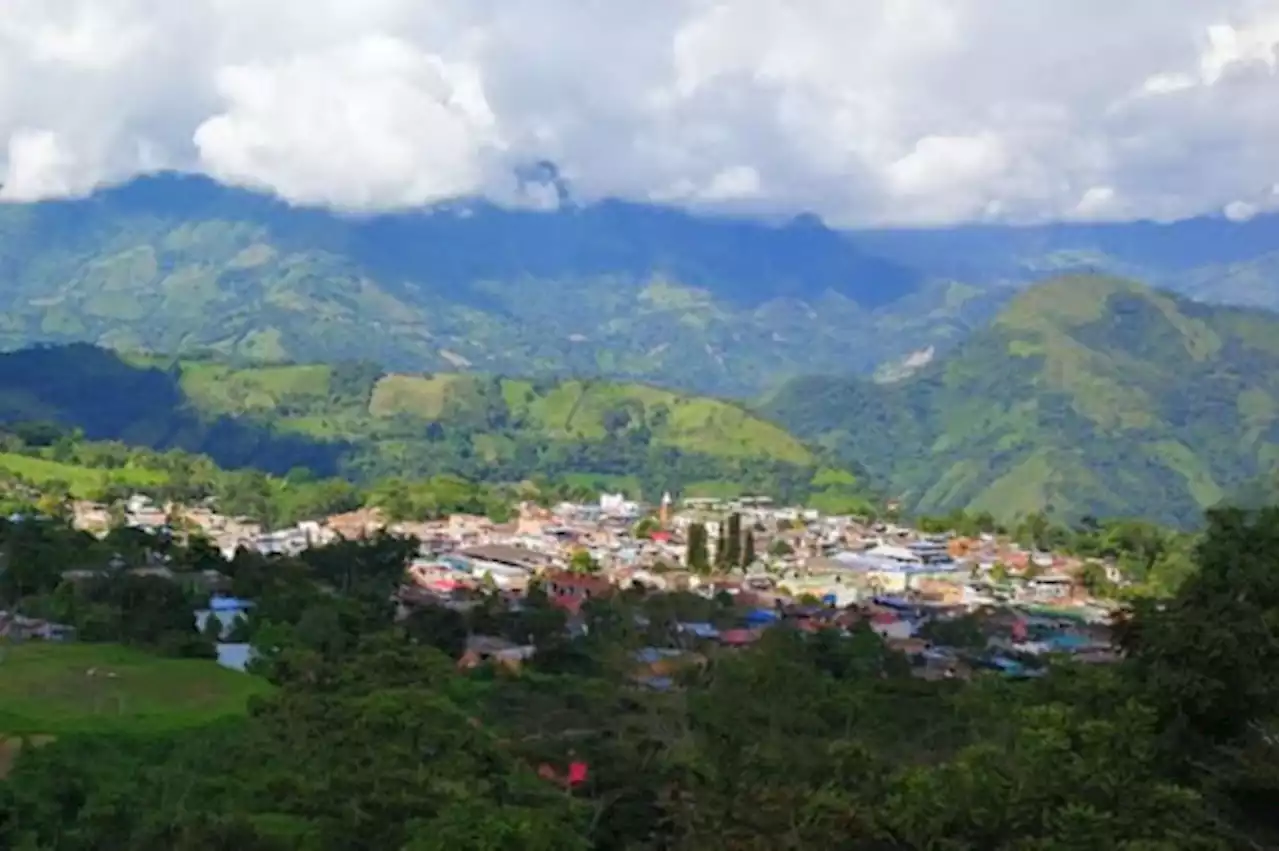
70, 500, 111, 534
458, 635, 536, 672
544, 571, 613, 614
458, 545, 543, 592
325, 508, 386, 540
1023, 574, 1074, 602
718, 628, 761, 647
676, 621, 721, 640
599, 493, 640, 518
458, 544, 545, 573
516, 505, 553, 536
252, 527, 312, 556
447, 514, 493, 536
867, 611, 914, 640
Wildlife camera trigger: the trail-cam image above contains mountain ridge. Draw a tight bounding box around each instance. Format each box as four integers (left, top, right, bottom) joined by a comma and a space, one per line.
0, 174, 926, 395
0, 174, 1273, 396
760, 274, 1279, 527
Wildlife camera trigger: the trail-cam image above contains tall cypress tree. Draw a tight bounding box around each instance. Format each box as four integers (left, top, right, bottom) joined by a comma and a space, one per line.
686, 522, 709, 573
742, 530, 755, 567
714, 521, 729, 569
725, 513, 742, 567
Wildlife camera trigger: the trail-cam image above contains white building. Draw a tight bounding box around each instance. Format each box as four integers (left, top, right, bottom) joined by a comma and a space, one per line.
599, 493, 640, 518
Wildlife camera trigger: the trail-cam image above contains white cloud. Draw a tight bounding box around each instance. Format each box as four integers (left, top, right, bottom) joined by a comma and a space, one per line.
0, 129, 76, 200
1223, 200, 1257, 220
193, 35, 501, 208
1073, 186, 1119, 219
0, 0, 1275, 225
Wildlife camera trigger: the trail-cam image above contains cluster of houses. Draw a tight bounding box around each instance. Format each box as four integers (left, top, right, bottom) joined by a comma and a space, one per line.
44, 490, 1128, 677
382, 495, 1123, 681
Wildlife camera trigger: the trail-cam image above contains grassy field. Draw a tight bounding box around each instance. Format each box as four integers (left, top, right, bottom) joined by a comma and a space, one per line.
180, 361, 334, 414
0, 453, 169, 497
364, 373, 817, 464
0, 643, 272, 737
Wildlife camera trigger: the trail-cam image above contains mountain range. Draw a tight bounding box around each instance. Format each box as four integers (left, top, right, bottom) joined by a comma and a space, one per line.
0, 176, 1274, 526
0, 174, 1274, 397
761, 275, 1279, 527
0, 273, 1273, 527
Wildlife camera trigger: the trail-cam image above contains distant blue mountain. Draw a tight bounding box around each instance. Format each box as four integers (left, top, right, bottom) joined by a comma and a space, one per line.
856, 214, 1279, 310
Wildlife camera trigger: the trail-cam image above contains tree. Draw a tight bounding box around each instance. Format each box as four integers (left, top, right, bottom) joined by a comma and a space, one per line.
1078, 561, 1114, 596
917, 614, 987, 650
201, 612, 226, 643
404, 605, 468, 659
724, 513, 742, 567
1118, 507, 1277, 747
685, 523, 709, 574
367, 479, 417, 522
568, 549, 599, 575
632, 516, 658, 539
741, 531, 755, 567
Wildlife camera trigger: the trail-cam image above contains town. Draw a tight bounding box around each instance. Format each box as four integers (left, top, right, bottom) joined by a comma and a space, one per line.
3, 487, 1129, 681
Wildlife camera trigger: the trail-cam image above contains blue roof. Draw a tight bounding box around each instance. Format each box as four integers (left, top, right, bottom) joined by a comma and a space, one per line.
215, 642, 254, 672
209, 595, 253, 611
1045, 633, 1090, 650
635, 647, 685, 664
745, 608, 780, 625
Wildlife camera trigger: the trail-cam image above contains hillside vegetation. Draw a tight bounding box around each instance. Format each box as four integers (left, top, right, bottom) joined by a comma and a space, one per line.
0, 175, 1272, 396
762, 275, 1279, 527
0, 345, 870, 509
0, 175, 928, 396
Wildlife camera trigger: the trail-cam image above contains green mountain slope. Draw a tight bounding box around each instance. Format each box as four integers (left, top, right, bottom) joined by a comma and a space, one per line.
760, 275, 1279, 527
0, 175, 938, 397
0, 345, 870, 508
2, 176, 1271, 397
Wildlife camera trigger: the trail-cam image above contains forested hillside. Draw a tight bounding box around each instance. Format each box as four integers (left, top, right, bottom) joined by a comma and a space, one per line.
0, 175, 930, 396
762, 275, 1279, 527
0, 344, 871, 510
0, 175, 1272, 396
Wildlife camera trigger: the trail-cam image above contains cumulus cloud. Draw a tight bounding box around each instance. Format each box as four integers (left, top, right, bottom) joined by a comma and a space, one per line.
0, 0, 1275, 225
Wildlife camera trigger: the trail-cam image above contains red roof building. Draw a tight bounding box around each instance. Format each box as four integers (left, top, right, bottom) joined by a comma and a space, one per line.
719, 628, 760, 647
544, 571, 613, 614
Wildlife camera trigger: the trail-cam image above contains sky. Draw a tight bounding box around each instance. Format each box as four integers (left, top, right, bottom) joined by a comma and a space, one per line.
0, 0, 1276, 226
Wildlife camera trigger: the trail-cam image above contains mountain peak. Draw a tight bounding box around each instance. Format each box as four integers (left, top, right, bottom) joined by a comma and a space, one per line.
764, 286, 1277, 527
994, 274, 1152, 332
